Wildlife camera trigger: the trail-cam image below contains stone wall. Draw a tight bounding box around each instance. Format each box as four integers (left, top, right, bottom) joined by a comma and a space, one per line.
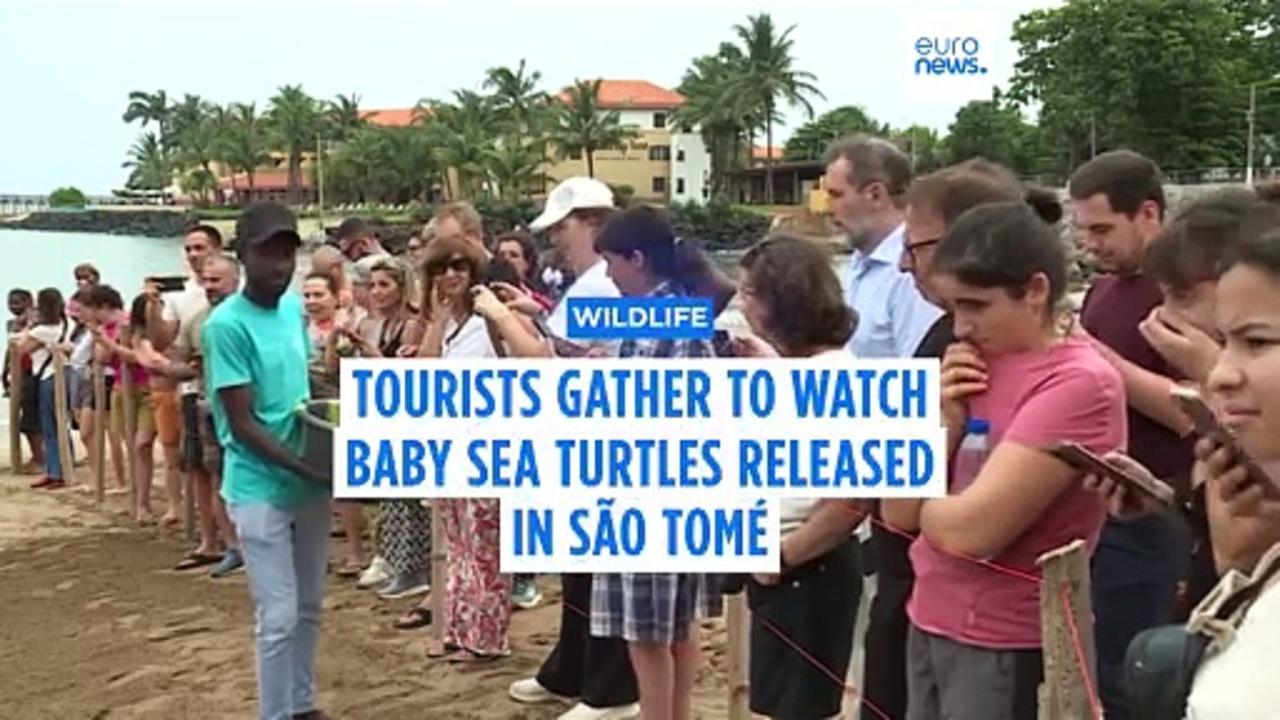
0, 209, 197, 238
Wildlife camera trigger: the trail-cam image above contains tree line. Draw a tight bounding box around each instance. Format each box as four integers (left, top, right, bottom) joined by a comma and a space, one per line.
122, 1, 1280, 206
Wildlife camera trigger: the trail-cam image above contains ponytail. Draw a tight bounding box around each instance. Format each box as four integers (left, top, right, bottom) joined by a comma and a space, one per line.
1024, 187, 1063, 224
597, 206, 733, 305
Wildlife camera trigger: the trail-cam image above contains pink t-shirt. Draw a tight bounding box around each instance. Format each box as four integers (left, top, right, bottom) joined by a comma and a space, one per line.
103, 318, 149, 388
907, 338, 1127, 649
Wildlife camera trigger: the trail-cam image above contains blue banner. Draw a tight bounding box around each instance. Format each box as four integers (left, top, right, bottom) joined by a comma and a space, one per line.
565, 297, 715, 341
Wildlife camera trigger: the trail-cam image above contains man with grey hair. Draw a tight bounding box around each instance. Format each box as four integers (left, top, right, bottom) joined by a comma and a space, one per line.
823, 135, 940, 358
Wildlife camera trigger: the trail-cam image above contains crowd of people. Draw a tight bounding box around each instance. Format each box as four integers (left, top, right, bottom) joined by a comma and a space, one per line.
7, 137, 1280, 720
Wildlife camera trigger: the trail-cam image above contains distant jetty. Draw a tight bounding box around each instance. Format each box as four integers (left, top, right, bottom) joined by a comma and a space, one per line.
0, 209, 196, 238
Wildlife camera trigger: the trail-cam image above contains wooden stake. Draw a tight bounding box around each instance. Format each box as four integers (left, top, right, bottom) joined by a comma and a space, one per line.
725, 592, 751, 720
51, 353, 75, 486
1036, 538, 1097, 720
120, 364, 139, 521
430, 500, 446, 645
183, 401, 195, 540
92, 361, 106, 503
8, 343, 23, 472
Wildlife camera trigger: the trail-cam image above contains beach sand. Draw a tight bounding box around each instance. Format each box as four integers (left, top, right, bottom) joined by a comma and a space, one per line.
0, 467, 738, 720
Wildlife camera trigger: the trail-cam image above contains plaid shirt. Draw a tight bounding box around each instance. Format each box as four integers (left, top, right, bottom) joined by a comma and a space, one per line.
617, 282, 713, 359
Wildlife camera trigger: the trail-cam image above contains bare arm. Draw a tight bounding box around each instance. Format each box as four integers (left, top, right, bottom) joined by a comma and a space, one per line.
218, 384, 325, 484
882, 499, 925, 533
145, 298, 179, 351
417, 318, 447, 358
919, 443, 1080, 558
781, 500, 869, 568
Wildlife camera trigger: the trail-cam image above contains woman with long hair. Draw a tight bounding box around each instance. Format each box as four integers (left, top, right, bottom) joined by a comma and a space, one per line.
587, 206, 723, 720
16, 288, 71, 489
734, 234, 869, 720
883, 199, 1127, 720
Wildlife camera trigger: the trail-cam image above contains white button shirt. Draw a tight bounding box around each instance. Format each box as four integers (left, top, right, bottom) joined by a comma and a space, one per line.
844, 224, 942, 358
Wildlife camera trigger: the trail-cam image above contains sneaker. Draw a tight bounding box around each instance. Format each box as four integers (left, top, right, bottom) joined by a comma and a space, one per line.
210, 548, 245, 578
511, 577, 543, 610
29, 476, 56, 489
377, 573, 430, 600
357, 556, 392, 589
508, 678, 573, 705
558, 702, 640, 720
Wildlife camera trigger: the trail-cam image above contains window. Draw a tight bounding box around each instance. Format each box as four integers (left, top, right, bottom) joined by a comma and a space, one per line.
702, 186, 710, 200
648, 145, 671, 161
652, 112, 667, 129
679, 123, 693, 134
652, 176, 668, 194
676, 178, 686, 195
676, 149, 686, 162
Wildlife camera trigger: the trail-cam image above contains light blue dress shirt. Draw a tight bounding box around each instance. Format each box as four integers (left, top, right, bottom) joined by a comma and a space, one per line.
843, 224, 943, 358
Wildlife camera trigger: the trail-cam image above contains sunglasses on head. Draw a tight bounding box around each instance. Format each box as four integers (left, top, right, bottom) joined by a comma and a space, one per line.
429, 257, 471, 276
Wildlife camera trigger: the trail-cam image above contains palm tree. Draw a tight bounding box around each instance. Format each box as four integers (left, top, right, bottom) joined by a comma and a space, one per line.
122, 132, 172, 190
168, 94, 220, 205
218, 102, 272, 197
421, 91, 502, 199
267, 85, 322, 204
122, 90, 172, 147
731, 14, 824, 203
552, 79, 640, 179
326, 93, 365, 141
484, 139, 552, 200
485, 60, 551, 135
674, 43, 760, 198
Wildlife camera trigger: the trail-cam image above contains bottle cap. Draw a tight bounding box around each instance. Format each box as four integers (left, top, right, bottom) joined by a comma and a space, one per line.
965, 418, 990, 434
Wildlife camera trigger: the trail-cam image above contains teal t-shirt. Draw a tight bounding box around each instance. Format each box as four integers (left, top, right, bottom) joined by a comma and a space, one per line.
202, 291, 322, 508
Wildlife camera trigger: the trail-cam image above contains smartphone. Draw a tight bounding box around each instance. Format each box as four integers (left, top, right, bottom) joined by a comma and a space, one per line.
148, 275, 186, 293
1171, 385, 1279, 495
1050, 442, 1177, 507
712, 329, 734, 357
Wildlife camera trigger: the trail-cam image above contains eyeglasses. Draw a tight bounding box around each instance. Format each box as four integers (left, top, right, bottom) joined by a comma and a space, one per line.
428, 258, 471, 276
903, 236, 942, 266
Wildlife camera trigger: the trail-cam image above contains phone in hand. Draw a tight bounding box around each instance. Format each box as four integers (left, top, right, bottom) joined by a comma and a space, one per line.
1049, 442, 1177, 507
712, 329, 735, 357
1171, 385, 1279, 495
148, 275, 187, 293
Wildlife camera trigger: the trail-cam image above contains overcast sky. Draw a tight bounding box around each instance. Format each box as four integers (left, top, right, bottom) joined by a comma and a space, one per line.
0, 0, 1058, 195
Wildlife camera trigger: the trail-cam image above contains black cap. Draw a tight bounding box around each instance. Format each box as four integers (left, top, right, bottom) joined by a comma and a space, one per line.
236, 203, 300, 249
335, 217, 371, 241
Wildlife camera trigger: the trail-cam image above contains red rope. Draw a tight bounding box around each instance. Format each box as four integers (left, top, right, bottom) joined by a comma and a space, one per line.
1059, 584, 1105, 720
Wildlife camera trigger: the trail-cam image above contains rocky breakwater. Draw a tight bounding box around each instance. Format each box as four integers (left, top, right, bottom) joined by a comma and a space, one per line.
1, 209, 197, 238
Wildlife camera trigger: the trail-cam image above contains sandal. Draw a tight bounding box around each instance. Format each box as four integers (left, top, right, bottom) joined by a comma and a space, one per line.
444, 649, 501, 664
174, 552, 223, 571
394, 607, 432, 630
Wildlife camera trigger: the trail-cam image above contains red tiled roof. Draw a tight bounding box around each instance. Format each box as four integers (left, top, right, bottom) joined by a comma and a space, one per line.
753, 145, 784, 160
360, 108, 422, 127
218, 170, 311, 191
558, 80, 685, 110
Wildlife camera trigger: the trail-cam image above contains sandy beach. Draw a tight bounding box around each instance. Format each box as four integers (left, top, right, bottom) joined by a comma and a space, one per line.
0, 465, 740, 720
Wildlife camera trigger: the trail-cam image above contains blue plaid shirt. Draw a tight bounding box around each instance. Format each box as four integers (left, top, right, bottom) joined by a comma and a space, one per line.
617, 281, 713, 359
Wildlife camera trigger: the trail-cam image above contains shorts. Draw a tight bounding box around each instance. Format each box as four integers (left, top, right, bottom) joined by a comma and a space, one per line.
152, 389, 180, 447
181, 395, 221, 474
905, 626, 1042, 720
110, 386, 154, 439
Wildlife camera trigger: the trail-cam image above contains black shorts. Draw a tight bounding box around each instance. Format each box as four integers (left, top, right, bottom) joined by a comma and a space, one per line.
180, 395, 221, 474
748, 538, 863, 719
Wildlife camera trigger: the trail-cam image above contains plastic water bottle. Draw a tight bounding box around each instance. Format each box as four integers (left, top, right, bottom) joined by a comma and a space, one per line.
952, 418, 991, 490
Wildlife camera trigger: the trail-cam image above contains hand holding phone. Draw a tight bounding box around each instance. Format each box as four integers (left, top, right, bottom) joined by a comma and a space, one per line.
147, 276, 187, 294
1172, 386, 1278, 495
1050, 442, 1177, 509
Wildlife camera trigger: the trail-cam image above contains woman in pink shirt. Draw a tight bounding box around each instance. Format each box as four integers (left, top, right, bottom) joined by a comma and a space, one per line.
884, 199, 1128, 720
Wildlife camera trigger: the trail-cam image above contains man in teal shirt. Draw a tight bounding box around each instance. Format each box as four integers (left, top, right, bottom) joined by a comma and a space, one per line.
203, 202, 329, 720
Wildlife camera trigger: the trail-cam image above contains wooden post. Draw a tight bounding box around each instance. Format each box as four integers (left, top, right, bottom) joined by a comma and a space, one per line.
183, 447, 195, 541
725, 593, 751, 720
8, 343, 23, 472
430, 500, 446, 645
1036, 539, 1097, 720
51, 353, 75, 486
120, 364, 139, 520
92, 361, 106, 503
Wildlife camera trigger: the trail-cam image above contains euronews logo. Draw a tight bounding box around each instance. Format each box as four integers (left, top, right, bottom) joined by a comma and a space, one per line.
914, 36, 988, 76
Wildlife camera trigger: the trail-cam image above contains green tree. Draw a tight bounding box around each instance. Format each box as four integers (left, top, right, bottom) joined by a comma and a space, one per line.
325, 93, 365, 141
217, 102, 272, 196
485, 60, 551, 135
122, 132, 172, 190
730, 13, 824, 203
891, 125, 947, 173
168, 94, 220, 205
122, 90, 172, 148
674, 43, 758, 198
421, 90, 502, 199
485, 139, 552, 200
1010, 0, 1260, 173
48, 186, 87, 208
267, 85, 322, 204
783, 106, 888, 161
552, 79, 639, 179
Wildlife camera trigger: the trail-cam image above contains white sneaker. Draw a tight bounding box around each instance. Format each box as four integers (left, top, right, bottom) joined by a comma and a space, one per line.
558, 702, 641, 720
357, 556, 391, 589
508, 677, 573, 705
